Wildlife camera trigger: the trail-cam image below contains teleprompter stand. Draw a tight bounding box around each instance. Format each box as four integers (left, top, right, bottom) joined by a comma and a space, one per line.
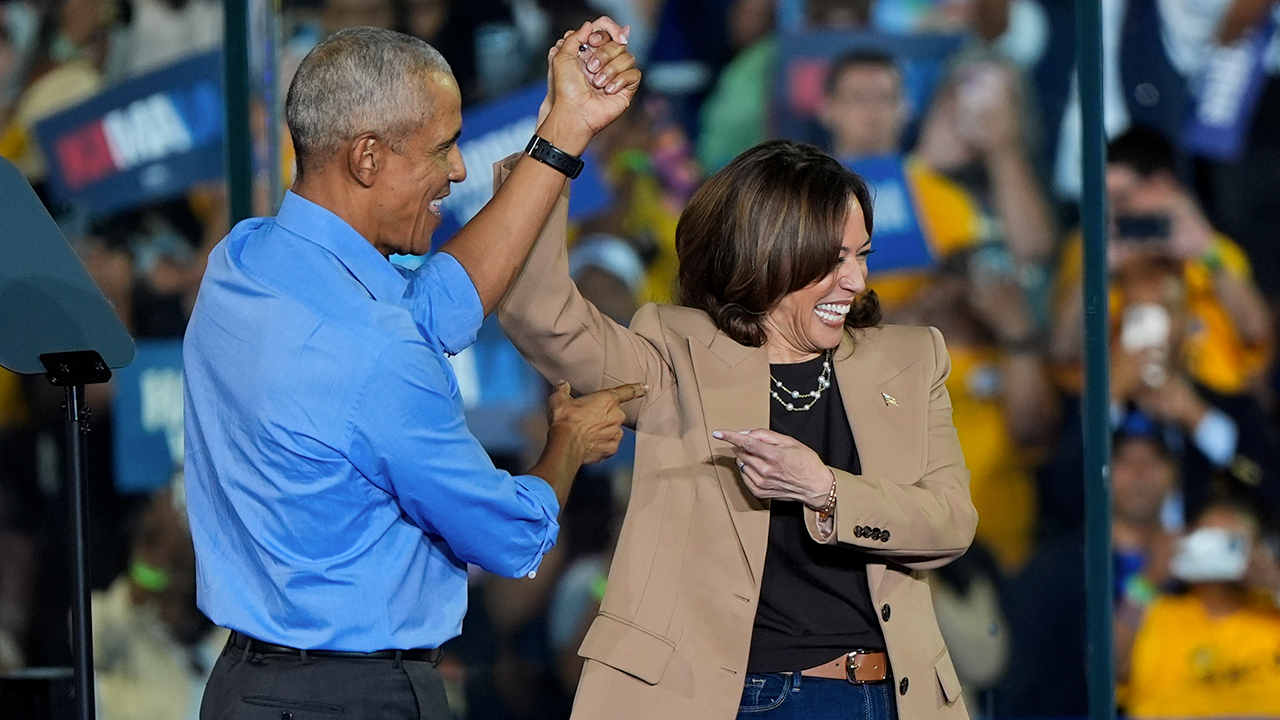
0, 157, 135, 720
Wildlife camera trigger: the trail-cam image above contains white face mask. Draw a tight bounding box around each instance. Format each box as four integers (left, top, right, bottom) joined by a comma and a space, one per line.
1170, 527, 1251, 583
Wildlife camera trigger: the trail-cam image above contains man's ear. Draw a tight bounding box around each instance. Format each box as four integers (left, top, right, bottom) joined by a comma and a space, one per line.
348, 133, 380, 188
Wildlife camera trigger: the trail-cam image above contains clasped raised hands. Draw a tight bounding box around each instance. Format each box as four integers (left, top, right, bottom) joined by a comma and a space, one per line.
537, 16, 642, 155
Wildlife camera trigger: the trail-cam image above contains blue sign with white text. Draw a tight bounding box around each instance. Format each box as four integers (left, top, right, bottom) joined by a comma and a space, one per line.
846, 154, 933, 274
33, 51, 225, 217
1182, 20, 1275, 161
112, 340, 184, 493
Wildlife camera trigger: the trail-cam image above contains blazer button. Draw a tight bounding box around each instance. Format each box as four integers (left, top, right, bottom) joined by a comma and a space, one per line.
854, 525, 864, 537
881, 529, 891, 542
881, 604, 891, 622
899, 677, 909, 695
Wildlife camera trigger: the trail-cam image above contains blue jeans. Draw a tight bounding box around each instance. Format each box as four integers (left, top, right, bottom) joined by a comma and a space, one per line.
736, 672, 898, 720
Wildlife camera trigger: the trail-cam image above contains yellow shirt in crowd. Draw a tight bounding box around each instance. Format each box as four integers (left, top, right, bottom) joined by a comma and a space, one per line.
1053, 232, 1267, 396
1124, 592, 1280, 717
946, 345, 1036, 571
0, 370, 30, 430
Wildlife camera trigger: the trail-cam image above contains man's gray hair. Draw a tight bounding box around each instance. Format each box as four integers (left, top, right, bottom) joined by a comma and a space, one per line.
286, 26, 452, 174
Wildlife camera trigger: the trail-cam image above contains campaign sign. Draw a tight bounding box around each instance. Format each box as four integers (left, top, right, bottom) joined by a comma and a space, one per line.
1182, 21, 1274, 161
112, 339, 184, 493
845, 154, 933, 274
428, 83, 612, 252
774, 30, 964, 146
33, 51, 224, 216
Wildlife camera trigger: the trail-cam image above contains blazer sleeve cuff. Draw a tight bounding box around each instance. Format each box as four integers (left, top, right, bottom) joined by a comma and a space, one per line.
804, 504, 837, 544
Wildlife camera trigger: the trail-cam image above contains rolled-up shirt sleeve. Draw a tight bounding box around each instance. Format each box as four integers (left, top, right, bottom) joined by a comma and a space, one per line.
345, 335, 559, 578
402, 251, 484, 355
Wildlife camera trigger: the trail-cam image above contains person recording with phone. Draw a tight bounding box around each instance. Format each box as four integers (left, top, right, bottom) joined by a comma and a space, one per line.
1051, 125, 1272, 398
1049, 125, 1279, 519
914, 52, 1058, 278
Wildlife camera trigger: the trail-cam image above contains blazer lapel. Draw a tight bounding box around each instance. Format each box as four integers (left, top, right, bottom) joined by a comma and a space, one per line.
834, 333, 926, 597
688, 332, 771, 585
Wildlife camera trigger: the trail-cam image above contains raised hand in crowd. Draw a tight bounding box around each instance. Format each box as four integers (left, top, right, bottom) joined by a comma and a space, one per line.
916, 57, 1056, 266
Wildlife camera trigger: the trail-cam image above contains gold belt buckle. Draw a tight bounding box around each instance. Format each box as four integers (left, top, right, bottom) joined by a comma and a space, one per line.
845, 650, 883, 684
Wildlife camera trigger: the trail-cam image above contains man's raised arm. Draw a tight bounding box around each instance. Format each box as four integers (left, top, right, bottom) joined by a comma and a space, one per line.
441, 18, 641, 315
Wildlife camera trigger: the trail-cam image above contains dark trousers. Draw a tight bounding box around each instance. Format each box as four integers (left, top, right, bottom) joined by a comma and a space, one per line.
200, 638, 452, 720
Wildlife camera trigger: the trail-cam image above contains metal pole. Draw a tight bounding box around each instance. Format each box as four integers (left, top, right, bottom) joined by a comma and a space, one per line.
66, 384, 94, 720
1075, 1, 1114, 718
225, 0, 254, 225
262, 0, 284, 206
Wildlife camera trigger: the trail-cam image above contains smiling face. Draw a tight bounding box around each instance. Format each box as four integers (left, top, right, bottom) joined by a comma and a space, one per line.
371, 72, 466, 257
762, 198, 871, 362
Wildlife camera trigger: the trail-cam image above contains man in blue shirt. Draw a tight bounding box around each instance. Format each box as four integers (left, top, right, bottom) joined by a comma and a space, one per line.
184, 22, 643, 720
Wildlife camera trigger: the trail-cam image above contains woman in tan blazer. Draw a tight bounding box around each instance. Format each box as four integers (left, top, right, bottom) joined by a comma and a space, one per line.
498, 140, 977, 720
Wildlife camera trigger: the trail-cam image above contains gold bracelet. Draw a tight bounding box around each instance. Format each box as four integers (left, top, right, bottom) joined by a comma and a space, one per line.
816, 474, 837, 523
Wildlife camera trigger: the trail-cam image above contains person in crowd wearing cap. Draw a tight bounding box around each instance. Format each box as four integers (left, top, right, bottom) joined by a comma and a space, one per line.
569, 234, 645, 326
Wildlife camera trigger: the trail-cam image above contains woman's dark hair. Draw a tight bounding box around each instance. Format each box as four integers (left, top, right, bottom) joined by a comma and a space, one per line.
676, 139, 881, 347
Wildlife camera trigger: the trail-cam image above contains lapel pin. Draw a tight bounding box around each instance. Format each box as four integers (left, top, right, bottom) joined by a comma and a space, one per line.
882, 392, 899, 407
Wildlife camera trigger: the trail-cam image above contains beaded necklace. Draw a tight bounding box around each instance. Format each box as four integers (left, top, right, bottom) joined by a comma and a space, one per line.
769, 350, 832, 412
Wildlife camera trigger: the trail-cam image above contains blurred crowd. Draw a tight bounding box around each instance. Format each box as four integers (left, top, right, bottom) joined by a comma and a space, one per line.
3, 0, 1280, 718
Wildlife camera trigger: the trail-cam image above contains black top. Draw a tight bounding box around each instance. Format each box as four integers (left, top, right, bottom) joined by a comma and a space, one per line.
746, 353, 886, 672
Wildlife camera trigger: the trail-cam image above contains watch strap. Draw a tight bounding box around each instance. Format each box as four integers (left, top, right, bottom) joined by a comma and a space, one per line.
524, 135, 584, 180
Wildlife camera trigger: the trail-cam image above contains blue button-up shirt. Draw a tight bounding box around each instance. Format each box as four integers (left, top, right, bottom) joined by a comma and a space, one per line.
183, 192, 559, 652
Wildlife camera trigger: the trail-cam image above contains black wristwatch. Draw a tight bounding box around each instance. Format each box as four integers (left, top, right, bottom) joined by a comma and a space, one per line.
525, 135, 584, 179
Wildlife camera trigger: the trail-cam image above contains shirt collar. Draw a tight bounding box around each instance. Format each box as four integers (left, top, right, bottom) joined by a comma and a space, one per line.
275, 191, 409, 303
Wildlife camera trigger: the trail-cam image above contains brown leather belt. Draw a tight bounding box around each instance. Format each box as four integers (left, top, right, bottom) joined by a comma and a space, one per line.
799, 650, 889, 684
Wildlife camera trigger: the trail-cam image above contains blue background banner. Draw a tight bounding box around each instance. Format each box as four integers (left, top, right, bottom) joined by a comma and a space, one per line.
427, 83, 613, 253
112, 339, 185, 494
1182, 21, 1275, 161
34, 51, 225, 217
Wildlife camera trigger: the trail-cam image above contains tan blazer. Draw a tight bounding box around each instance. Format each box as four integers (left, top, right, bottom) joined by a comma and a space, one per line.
498, 188, 978, 720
